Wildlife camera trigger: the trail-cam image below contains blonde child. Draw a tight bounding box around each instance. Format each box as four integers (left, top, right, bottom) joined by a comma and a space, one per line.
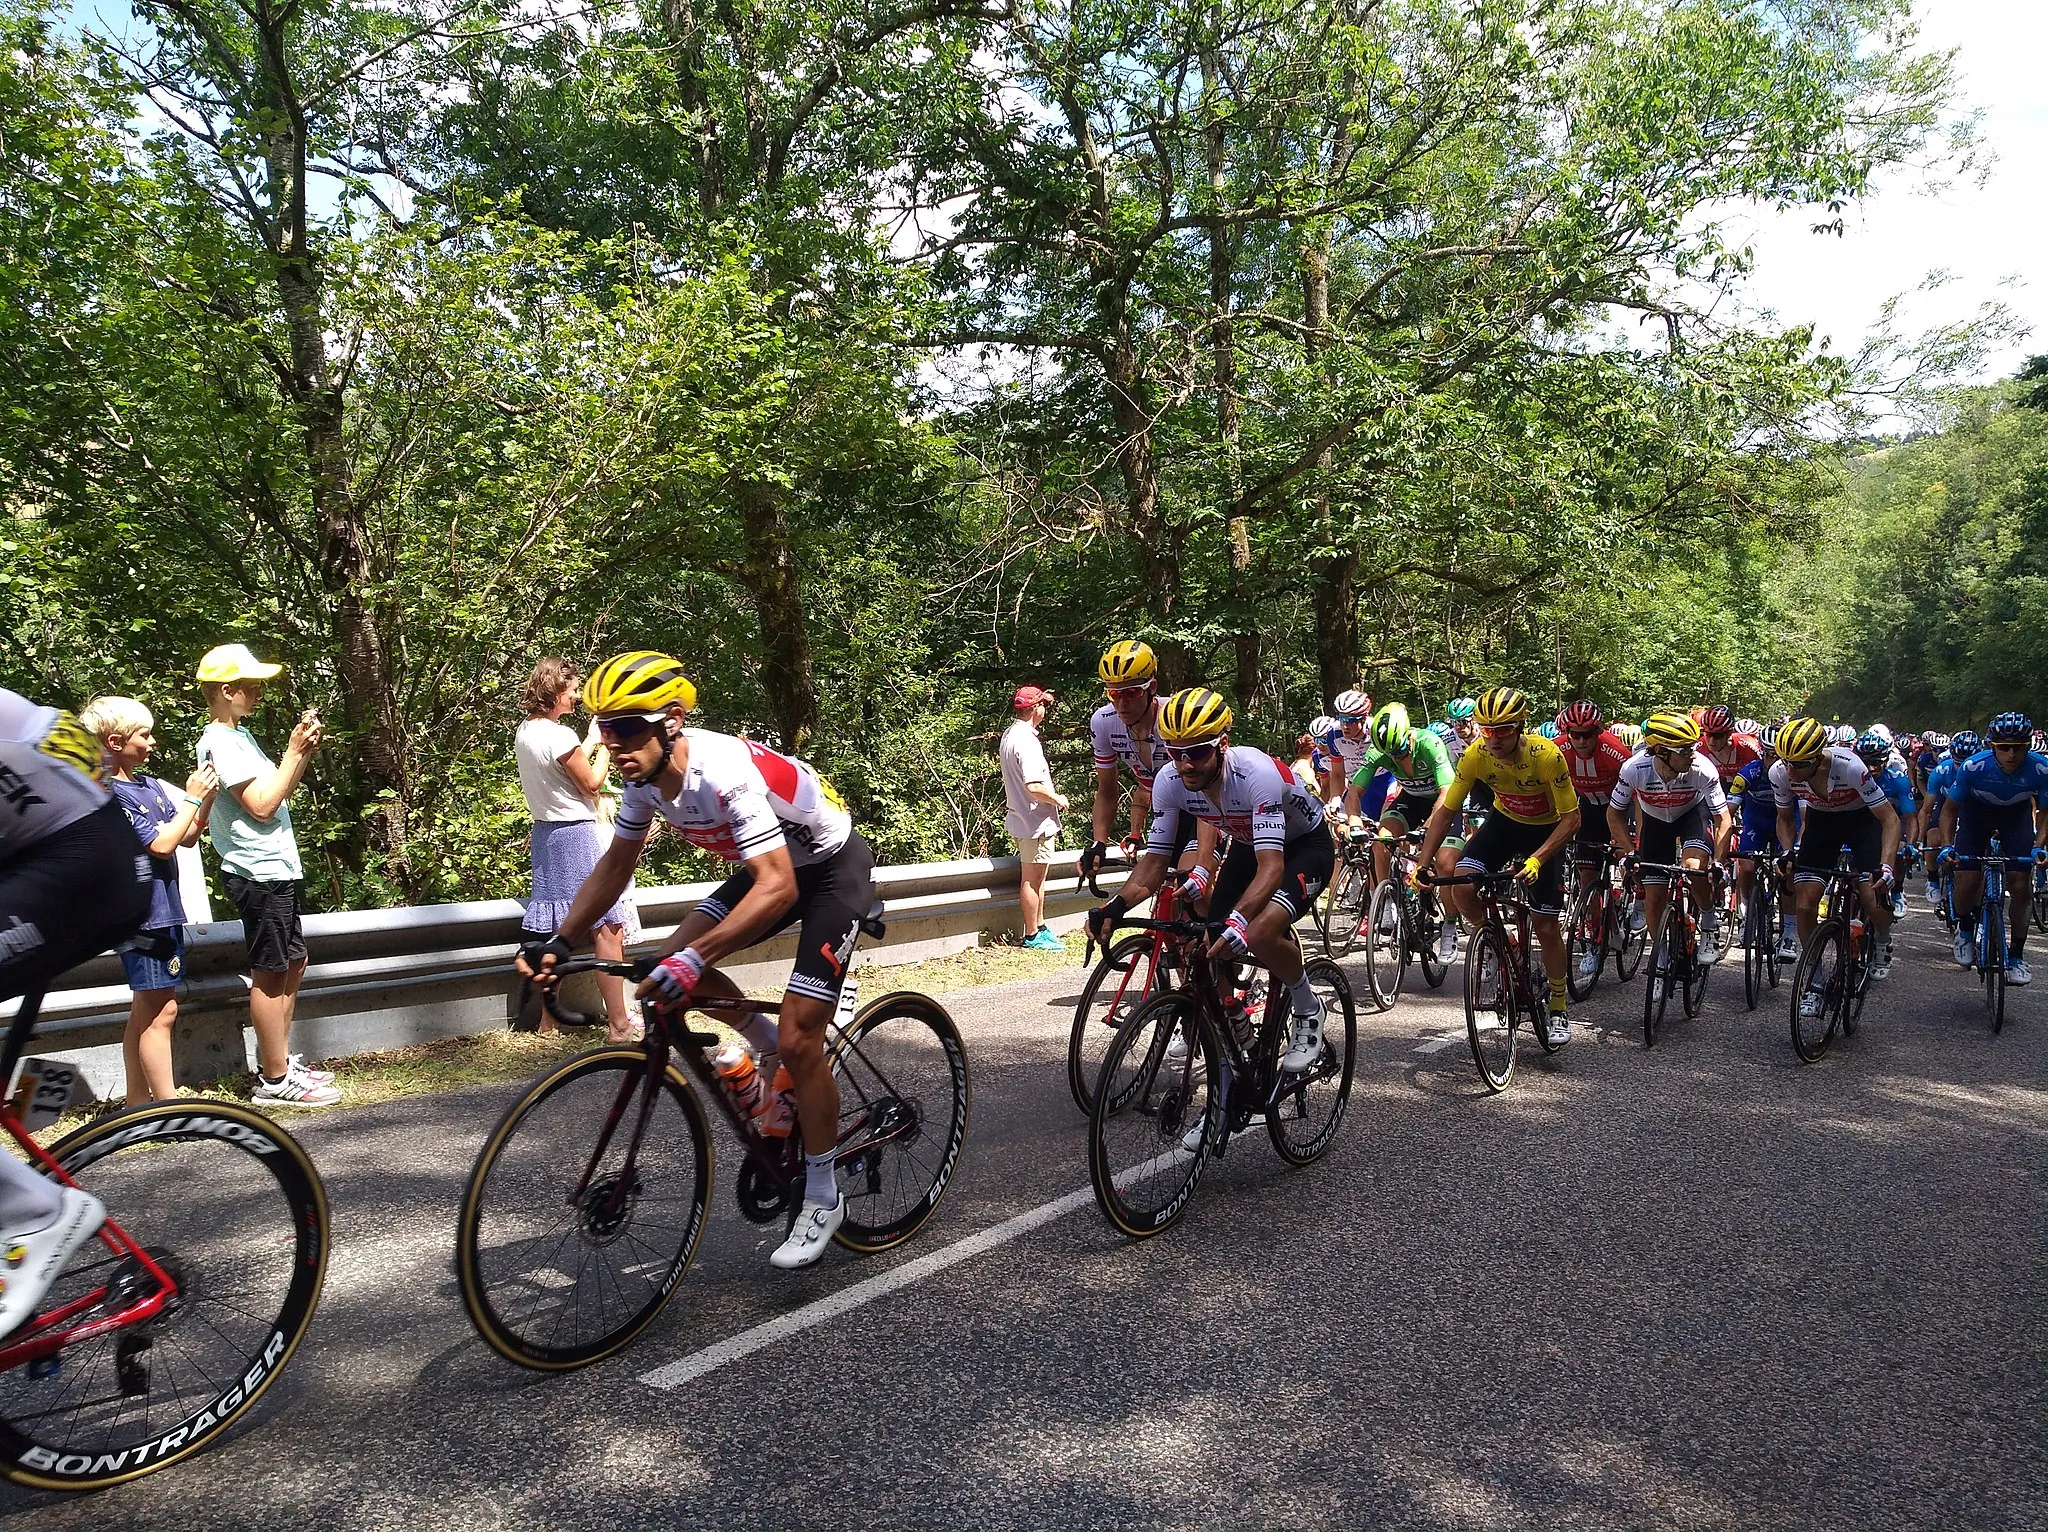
78, 696, 218, 1104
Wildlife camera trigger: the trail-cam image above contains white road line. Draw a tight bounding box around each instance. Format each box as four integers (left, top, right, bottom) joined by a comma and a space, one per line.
637, 1150, 1186, 1392
1412, 1031, 1463, 1054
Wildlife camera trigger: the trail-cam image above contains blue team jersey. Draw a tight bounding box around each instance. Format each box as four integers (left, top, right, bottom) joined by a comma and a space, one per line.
1875, 764, 1916, 816
1945, 749, 2048, 810
1924, 758, 1959, 804
1728, 757, 1778, 825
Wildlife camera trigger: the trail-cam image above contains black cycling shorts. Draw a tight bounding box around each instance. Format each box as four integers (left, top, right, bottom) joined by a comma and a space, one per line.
1458, 812, 1564, 914
1574, 797, 1613, 854
695, 830, 878, 1006
225, 872, 308, 973
1209, 833, 1335, 924
1637, 804, 1715, 884
1794, 806, 1883, 884
1378, 789, 1439, 833
1953, 800, 2036, 871
1, 802, 153, 1006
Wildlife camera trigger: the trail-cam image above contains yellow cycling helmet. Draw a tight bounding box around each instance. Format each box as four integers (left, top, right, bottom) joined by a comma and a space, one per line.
1158, 687, 1232, 745
1644, 711, 1701, 749
582, 651, 699, 716
1774, 716, 1829, 762
1611, 722, 1644, 749
1472, 686, 1528, 728
1098, 640, 1158, 688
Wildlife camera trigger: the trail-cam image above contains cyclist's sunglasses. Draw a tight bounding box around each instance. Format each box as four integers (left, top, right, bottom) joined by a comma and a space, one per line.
1707, 729, 1733, 740
1105, 682, 1151, 700
1565, 728, 1601, 741
1166, 742, 1220, 765
1991, 740, 2027, 752
1787, 756, 1822, 776
1651, 745, 1691, 761
1480, 723, 1520, 740
595, 712, 669, 744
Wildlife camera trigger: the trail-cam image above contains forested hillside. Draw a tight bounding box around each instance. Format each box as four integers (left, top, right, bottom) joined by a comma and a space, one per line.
0, 0, 2013, 906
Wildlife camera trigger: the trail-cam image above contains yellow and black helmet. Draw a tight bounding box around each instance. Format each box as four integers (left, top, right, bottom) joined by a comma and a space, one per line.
1643, 711, 1701, 749
582, 651, 698, 716
1098, 640, 1158, 688
1158, 687, 1232, 746
1774, 716, 1829, 762
1472, 686, 1529, 728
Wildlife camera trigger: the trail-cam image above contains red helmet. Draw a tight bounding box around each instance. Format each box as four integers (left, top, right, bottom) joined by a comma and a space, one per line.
1699, 705, 1734, 734
1558, 700, 1602, 731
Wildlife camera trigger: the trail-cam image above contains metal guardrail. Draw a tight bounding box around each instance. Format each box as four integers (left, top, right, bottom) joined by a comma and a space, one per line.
11, 848, 1128, 1094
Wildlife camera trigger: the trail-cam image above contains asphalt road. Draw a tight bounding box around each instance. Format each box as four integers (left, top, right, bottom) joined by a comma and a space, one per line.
6, 896, 2043, 1530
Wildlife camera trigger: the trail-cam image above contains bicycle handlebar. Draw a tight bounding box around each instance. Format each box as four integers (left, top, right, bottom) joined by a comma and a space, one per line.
515, 954, 780, 1034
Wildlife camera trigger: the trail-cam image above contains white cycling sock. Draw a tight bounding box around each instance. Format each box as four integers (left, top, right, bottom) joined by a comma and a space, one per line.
803, 1151, 839, 1208
1288, 974, 1318, 1014
738, 1012, 780, 1056
0, 1152, 62, 1231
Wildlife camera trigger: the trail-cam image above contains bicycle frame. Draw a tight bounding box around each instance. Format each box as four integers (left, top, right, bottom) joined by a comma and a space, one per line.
0, 993, 181, 1372
1425, 870, 1538, 1012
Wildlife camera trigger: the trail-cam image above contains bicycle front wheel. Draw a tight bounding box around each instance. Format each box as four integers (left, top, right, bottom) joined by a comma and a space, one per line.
1069, 934, 1168, 1115
1743, 892, 1765, 1011
1320, 856, 1371, 958
1, 1099, 329, 1491
1614, 891, 1648, 981
1267, 959, 1357, 1166
1362, 880, 1408, 1011
1464, 927, 1518, 1092
1089, 993, 1217, 1238
457, 1047, 712, 1371
1644, 902, 1679, 1048
829, 991, 972, 1253
1565, 884, 1603, 1002
1790, 922, 1847, 1063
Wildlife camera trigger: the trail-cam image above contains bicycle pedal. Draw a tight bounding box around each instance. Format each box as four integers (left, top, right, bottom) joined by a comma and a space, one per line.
27, 1355, 61, 1382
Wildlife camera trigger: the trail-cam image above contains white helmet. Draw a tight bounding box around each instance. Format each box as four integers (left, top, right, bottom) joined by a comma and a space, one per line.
1868, 722, 1894, 744
1332, 690, 1371, 719
1308, 715, 1338, 740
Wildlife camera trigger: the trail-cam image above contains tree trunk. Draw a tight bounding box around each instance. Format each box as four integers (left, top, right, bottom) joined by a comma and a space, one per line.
1300, 230, 1357, 708
1204, 45, 1257, 718
734, 481, 817, 752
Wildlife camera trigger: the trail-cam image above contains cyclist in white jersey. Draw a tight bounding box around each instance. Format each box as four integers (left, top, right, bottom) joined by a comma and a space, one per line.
518, 652, 876, 1271
1083, 640, 1174, 881
1606, 712, 1731, 977
1321, 689, 1373, 818
0, 689, 156, 1337
1769, 717, 1900, 993
1088, 689, 1334, 1075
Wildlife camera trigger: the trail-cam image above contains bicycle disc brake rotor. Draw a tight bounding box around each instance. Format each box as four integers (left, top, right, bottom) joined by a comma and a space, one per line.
575, 1171, 642, 1244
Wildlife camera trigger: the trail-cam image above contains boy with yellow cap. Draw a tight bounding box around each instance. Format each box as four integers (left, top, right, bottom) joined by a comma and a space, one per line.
195, 644, 339, 1106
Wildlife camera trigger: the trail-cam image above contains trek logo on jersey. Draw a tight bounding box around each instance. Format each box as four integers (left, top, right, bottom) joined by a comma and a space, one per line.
0, 763, 48, 815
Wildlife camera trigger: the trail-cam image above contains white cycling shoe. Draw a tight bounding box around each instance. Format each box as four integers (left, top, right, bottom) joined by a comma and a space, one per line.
2009, 958, 2032, 986
1775, 934, 1800, 962
1281, 1003, 1324, 1072
1575, 952, 1600, 982
1436, 926, 1459, 963
769, 1195, 845, 1270
0, 1187, 105, 1340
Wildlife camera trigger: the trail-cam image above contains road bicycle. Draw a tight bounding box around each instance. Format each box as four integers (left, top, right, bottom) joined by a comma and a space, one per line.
1789, 851, 1876, 1063
1086, 917, 1355, 1238
1316, 827, 1377, 958
457, 943, 970, 1369
1422, 869, 1566, 1093
1069, 868, 1192, 1115
1953, 843, 2013, 1036
1361, 830, 1452, 1010
1636, 860, 1712, 1047
1705, 858, 1738, 965
2032, 852, 2048, 935
1734, 851, 1787, 1011
0, 969, 329, 1491
1563, 844, 1646, 1001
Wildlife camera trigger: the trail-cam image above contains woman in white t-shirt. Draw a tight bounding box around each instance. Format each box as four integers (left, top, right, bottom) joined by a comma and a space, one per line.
517, 658, 639, 1040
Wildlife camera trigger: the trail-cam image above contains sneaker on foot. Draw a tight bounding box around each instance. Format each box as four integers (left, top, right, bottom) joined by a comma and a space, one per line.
1023, 927, 1064, 952
286, 1054, 335, 1086
252, 1069, 340, 1107
769, 1195, 845, 1270
2009, 958, 2032, 986
0, 1187, 105, 1340
1281, 1002, 1324, 1072
1545, 1011, 1571, 1047
1798, 989, 1824, 1019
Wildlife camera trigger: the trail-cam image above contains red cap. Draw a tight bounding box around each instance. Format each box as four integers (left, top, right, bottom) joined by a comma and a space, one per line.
1012, 685, 1055, 708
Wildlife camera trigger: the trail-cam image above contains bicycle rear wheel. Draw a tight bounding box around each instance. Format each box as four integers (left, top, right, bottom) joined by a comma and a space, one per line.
1267, 960, 1357, 1166
1362, 881, 1408, 1010
1464, 927, 1518, 1092
1643, 902, 1679, 1047
1089, 993, 1218, 1237
457, 1047, 712, 1370
829, 991, 972, 1253
1416, 895, 1450, 988
1614, 890, 1648, 981
1743, 891, 1765, 1011
1982, 901, 2006, 1034
1682, 911, 1710, 1019
1068, 934, 1166, 1115
1319, 855, 1371, 958
1790, 922, 1847, 1062
2033, 866, 2048, 933
1, 1100, 329, 1491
